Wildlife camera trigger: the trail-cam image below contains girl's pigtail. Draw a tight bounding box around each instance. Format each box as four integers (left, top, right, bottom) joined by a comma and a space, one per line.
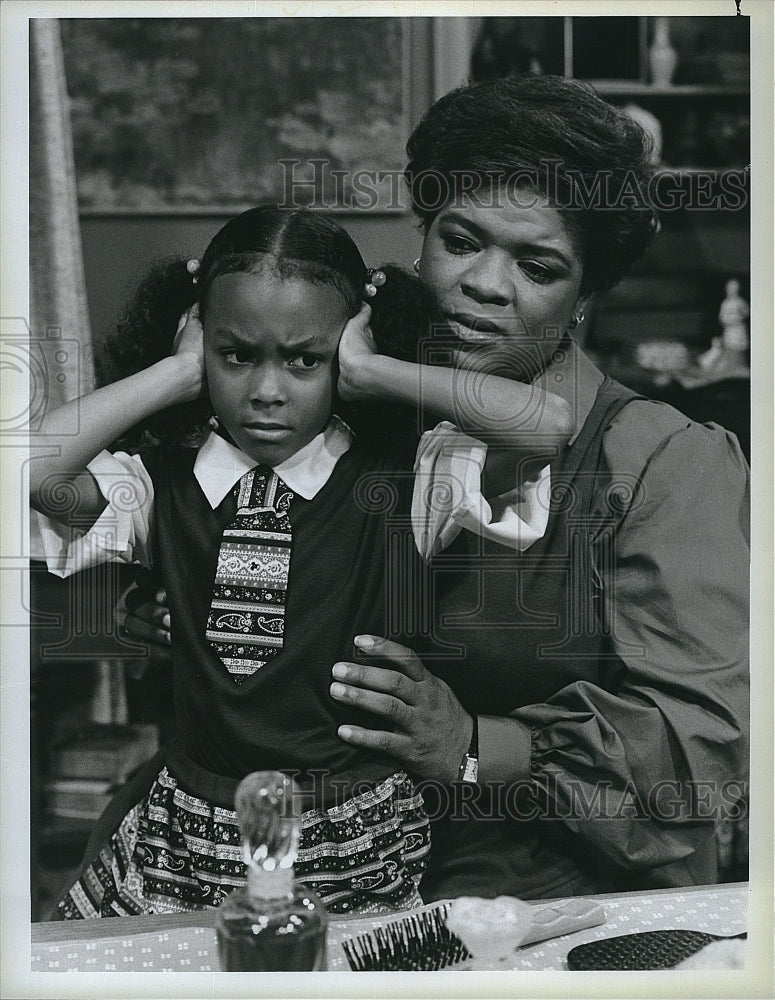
99, 258, 210, 452
366, 263, 440, 364
339, 263, 441, 450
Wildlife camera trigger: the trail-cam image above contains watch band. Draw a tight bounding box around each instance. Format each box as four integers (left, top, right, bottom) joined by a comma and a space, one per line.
457, 714, 479, 783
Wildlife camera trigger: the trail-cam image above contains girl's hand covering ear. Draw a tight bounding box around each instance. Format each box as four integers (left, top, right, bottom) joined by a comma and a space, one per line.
172, 306, 207, 398
337, 302, 377, 401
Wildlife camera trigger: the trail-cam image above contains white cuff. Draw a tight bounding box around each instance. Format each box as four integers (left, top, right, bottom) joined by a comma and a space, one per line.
34, 450, 154, 578
411, 421, 551, 561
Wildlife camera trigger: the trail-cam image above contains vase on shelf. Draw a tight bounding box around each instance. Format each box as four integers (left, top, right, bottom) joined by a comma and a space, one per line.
649, 17, 677, 87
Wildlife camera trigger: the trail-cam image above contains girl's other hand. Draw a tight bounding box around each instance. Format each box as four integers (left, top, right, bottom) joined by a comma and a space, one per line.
172, 306, 207, 398
337, 302, 377, 401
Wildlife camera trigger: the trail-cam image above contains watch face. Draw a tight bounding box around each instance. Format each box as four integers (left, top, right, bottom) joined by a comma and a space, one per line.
462, 755, 479, 783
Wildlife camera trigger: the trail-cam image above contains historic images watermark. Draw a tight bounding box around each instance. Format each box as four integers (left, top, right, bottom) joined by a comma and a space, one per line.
296, 770, 748, 824
278, 159, 749, 213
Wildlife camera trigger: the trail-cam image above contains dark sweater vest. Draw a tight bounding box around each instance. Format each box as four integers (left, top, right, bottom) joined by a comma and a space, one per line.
141, 440, 419, 806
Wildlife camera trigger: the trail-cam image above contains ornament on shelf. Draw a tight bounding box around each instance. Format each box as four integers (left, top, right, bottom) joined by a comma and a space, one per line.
719, 278, 749, 353
698, 337, 724, 372
695, 278, 750, 380
635, 340, 689, 387
650, 17, 678, 87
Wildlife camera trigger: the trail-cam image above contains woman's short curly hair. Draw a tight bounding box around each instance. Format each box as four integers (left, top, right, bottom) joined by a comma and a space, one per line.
405, 74, 659, 296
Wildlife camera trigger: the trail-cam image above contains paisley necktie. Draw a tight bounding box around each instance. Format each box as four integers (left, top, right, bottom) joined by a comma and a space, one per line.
206, 466, 294, 684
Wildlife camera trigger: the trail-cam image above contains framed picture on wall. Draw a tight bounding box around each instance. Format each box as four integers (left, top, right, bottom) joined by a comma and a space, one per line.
60, 17, 410, 214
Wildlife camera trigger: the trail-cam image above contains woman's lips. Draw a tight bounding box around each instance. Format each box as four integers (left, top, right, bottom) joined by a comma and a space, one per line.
446, 314, 506, 340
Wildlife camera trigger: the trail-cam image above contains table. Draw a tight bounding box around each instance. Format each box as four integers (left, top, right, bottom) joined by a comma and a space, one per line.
31, 882, 747, 973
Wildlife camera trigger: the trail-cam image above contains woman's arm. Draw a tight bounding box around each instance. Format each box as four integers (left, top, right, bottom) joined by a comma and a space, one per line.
30, 313, 204, 524
333, 418, 750, 874
338, 304, 573, 480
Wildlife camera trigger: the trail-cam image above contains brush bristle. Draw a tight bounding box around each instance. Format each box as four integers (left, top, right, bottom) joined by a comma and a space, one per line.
341, 904, 471, 972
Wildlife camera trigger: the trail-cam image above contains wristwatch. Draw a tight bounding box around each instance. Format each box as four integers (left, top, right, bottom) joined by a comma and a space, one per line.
457, 714, 479, 783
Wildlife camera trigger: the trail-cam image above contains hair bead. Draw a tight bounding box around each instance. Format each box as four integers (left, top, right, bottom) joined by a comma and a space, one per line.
364, 268, 387, 299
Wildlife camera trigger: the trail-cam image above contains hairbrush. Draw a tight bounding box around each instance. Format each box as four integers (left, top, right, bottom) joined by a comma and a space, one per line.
566, 929, 747, 970
341, 903, 471, 971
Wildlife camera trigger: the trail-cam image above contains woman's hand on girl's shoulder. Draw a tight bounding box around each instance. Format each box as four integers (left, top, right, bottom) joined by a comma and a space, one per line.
331, 636, 473, 783
172, 306, 207, 399
337, 302, 378, 401
118, 566, 173, 659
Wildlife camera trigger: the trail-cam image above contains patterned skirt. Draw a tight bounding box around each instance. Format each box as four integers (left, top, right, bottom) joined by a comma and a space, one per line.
57, 765, 430, 920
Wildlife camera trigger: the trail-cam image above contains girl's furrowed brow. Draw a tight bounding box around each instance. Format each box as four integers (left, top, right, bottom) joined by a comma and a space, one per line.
210, 327, 248, 345
209, 328, 335, 354
280, 334, 336, 355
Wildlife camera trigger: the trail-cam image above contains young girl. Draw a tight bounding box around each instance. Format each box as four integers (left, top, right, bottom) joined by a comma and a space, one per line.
31, 206, 571, 919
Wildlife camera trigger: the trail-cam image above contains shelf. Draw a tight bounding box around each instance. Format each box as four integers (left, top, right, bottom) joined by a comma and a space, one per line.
39, 816, 94, 851
585, 81, 749, 97
652, 166, 750, 176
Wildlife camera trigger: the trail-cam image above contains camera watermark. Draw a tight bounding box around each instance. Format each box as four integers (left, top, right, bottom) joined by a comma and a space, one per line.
0, 317, 83, 437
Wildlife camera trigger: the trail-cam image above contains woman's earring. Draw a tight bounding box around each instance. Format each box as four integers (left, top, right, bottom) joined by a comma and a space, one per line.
413, 258, 421, 274
569, 309, 585, 329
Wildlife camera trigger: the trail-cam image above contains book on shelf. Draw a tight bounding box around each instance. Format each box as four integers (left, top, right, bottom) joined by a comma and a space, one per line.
43, 778, 117, 820
50, 723, 160, 783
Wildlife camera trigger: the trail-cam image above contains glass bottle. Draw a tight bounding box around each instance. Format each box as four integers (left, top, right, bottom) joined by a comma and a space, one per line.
215, 771, 327, 971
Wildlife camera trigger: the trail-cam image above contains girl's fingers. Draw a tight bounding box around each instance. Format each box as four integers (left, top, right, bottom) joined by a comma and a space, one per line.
172, 311, 191, 351
339, 303, 373, 350
173, 304, 204, 355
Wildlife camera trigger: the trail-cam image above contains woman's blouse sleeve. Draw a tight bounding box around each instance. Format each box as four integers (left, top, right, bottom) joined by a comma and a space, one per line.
34, 450, 155, 578
478, 410, 750, 871
411, 420, 551, 560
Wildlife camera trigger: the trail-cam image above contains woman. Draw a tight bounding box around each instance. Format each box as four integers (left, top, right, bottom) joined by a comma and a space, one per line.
124, 75, 750, 901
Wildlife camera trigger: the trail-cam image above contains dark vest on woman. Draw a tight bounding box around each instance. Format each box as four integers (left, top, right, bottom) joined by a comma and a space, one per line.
415, 375, 646, 900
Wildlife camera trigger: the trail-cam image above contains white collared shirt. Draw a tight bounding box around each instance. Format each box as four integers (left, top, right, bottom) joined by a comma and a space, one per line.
412, 421, 550, 560
194, 416, 353, 506
35, 418, 550, 577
